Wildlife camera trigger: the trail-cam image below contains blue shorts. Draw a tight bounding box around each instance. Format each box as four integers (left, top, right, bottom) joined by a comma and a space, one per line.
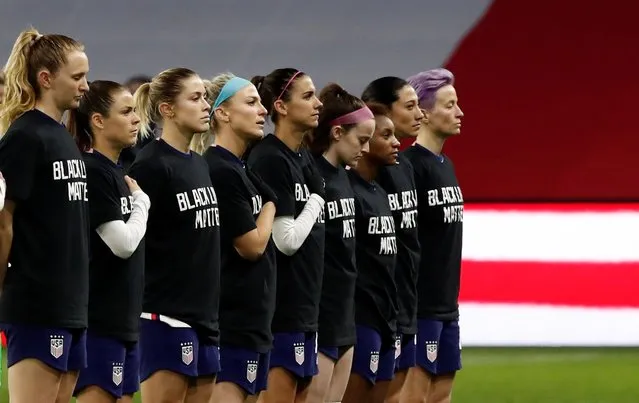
139, 318, 220, 381
351, 326, 396, 384
269, 332, 318, 380
2, 324, 87, 372
216, 345, 270, 395
395, 333, 417, 371
318, 345, 352, 362
74, 333, 140, 398
416, 320, 461, 375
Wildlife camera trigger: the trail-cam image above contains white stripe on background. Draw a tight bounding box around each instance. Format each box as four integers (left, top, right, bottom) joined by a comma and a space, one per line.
460, 303, 639, 347
462, 210, 639, 262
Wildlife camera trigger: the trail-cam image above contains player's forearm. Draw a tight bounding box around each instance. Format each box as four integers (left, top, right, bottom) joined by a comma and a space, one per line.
253, 202, 276, 253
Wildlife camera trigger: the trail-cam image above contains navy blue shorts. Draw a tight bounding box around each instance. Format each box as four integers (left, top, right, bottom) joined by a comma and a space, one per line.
416, 320, 461, 375
74, 333, 140, 398
139, 318, 220, 381
318, 345, 352, 362
269, 332, 318, 379
216, 345, 270, 395
350, 326, 396, 384
395, 333, 417, 371
2, 324, 87, 372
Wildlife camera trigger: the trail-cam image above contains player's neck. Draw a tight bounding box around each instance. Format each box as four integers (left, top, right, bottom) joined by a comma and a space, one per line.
161, 123, 192, 154
92, 139, 120, 163
322, 147, 340, 168
215, 129, 247, 159
355, 157, 379, 183
35, 98, 65, 124
416, 127, 445, 155
274, 120, 306, 152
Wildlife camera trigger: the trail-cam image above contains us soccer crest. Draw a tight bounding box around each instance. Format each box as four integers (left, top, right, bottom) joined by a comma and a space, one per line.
369, 352, 379, 374
426, 342, 438, 363
112, 363, 123, 386
49, 335, 64, 359
181, 342, 194, 365
293, 342, 305, 365
246, 361, 258, 384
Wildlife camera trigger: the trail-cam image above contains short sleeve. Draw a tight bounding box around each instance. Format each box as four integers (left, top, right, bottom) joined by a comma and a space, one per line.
128, 158, 164, 203
87, 165, 123, 229
249, 155, 295, 217
0, 129, 43, 202
210, 167, 257, 240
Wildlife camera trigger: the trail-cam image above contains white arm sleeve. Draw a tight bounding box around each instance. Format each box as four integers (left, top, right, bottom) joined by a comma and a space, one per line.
272, 193, 325, 256
96, 190, 151, 259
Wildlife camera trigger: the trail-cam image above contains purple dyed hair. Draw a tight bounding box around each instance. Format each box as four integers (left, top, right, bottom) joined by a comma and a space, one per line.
407, 68, 455, 109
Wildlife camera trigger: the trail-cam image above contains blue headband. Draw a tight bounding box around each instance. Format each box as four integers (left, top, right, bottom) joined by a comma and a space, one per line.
213, 76, 252, 109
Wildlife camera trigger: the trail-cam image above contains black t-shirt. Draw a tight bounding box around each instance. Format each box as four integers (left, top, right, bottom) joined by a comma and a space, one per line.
246, 135, 325, 333
0, 110, 89, 328
377, 154, 420, 334
85, 151, 144, 342
204, 145, 276, 353
129, 139, 220, 342
348, 170, 397, 346
315, 156, 357, 347
403, 144, 463, 320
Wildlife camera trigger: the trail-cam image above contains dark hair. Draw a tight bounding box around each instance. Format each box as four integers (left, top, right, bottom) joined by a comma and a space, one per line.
67, 80, 125, 151
250, 68, 306, 123
0, 70, 5, 86
309, 83, 365, 156
366, 102, 391, 118
135, 67, 198, 138
361, 76, 409, 107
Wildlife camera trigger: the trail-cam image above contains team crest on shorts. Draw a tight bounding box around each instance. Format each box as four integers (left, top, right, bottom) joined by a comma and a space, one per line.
369, 351, 379, 374
181, 342, 194, 365
293, 342, 305, 365
112, 363, 124, 386
395, 336, 402, 359
426, 342, 438, 363
49, 335, 64, 359
246, 360, 258, 384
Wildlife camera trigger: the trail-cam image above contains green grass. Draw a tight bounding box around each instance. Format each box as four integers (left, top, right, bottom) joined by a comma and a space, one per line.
0, 347, 636, 402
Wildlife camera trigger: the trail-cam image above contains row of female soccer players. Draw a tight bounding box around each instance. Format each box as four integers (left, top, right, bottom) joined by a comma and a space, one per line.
0, 28, 464, 403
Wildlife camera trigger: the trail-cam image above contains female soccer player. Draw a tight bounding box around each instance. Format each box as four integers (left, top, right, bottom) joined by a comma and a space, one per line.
342, 103, 400, 403
67, 80, 150, 403
402, 68, 464, 403
190, 73, 277, 403
0, 28, 90, 403
305, 83, 374, 403
246, 68, 325, 402
361, 77, 423, 402
129, 68, 221, 403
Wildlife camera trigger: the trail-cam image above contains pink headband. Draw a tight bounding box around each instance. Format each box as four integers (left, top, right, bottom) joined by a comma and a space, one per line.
276, 71, 303, 101
329, 106, 374, 126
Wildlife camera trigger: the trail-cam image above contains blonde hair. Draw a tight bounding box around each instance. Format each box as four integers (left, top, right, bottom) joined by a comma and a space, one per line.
134, 67, 198, 140
0, 27, 83, 134
189, 72, 235, 154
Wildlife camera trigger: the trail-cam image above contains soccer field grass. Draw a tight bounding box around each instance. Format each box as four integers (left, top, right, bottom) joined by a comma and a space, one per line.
0, 347, 636, 402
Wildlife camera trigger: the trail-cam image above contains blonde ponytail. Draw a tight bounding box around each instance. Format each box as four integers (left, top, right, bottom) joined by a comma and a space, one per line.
133, 82, 154, 140
0, 29, 40, 135
0, 27, 83, 136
